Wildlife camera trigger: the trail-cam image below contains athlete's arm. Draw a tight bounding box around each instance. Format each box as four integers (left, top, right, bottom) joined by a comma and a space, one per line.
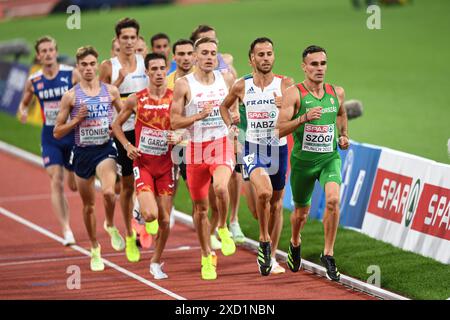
335, 86, 349, 150
112, 93, 140, 159
18, 79, 34, 124
170, 78, 212, 130
220, 78, 244, 127
276, 85, 322, 138
108, 84, 123, 113
72, 68, 81, 85
53, 89, 87, 139
99, 60, 112, 84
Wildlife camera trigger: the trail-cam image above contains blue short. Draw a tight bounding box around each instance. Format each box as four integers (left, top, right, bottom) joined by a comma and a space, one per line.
71, 139, 117, 179
41, 128, 75, 170
242, 142, 288, 191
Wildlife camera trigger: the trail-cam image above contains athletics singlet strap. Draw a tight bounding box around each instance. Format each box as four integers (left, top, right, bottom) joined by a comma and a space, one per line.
297, 83, 308, 98
325, 83, 336, 97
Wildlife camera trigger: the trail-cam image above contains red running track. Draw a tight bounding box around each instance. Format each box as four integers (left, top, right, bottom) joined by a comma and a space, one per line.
0, 151, 376, 300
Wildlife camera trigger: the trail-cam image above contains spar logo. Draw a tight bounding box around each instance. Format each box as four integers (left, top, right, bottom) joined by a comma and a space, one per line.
367, 169, 450, 240
247, 111, 276, 119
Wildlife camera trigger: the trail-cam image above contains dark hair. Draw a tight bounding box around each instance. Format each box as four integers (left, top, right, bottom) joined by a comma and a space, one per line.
150, 33, 170, 47
190, 25, 215, 42
302, 45, 326, 60
115, 17, 140, 37
248, 37, 273, 59
76, 46, 98, 62
144, 52, 167, 70
35, 36, 57, 53
172, 39, 194, 54
194, 37, 217, 50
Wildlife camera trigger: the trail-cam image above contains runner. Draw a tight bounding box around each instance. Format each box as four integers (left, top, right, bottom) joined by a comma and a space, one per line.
18, 36, 80, 246
99, 17, 148, 260
113, 53, 178, 278
54, 46, 125, 271
135, 36, 148, 58
277, 45, 349, 281
150, 33, 177, 75
111, 37, 120, 58
170, 37, 236, 280
220, 37, 293, 275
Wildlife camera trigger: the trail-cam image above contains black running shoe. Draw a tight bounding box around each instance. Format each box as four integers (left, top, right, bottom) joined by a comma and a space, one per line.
257, 241, 272, 276
320, 253, 341, 281
287, 242, 301, 272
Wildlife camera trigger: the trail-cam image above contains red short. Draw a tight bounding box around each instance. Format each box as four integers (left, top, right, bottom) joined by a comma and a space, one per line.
133, 154, 174, 197
186, 136, 234, 201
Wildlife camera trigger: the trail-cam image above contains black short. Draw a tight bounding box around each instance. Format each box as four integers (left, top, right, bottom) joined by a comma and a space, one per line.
114, 130, 135, 177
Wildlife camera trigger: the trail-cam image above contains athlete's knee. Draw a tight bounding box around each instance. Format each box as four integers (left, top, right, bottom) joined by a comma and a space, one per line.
141, 207, 157, 222
50, 174, 64, 193
213, 183, 228, 200
83, 204, 95, 216
326, 196, 339, 212
158, 214, 170, 230
257, 188, 272, 204
193, 203, 208, 219
293, 207, 309, 222
102, 187, 115, 202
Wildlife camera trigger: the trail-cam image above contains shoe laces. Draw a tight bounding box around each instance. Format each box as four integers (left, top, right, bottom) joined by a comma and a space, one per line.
324, 255, 337, 272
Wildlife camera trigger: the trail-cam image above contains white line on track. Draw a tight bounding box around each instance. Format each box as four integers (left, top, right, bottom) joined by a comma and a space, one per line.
0, 206, 186, 300
0, 192, 78, 203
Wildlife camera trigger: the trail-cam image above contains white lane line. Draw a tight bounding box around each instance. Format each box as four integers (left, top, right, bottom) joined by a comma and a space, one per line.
0, 245, 201, 268
0, 206, 186, 300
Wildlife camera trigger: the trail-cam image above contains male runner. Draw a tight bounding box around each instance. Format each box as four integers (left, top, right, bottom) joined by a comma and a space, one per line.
170, 37, 236, 280
135, 36, 148, 58
220, 38, 293, 275
113, 53, 178, 279
18, 36, 79, 246
151, 33, 177, 75
99, 17, 148, 260
277, 45, 349, 281
54, 46, 126, 271
111, 37, 120, 58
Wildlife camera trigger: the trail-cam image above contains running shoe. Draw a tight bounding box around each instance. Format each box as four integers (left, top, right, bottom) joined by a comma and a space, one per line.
320, 253, 341, 281
210, 234, 222, 250
125, 230, 140, 262
201, 254, 217, 280
90, 245, 104, 272
145, 220, 159, 235
270, 257, 286, 274
257, 241, 272, 276
287, 242, 301, 272
150, 262, 168, 280
63, 230, 76, 246
229, 221, 245, 244
218, 227, 236, 256
103, 221, 125, 251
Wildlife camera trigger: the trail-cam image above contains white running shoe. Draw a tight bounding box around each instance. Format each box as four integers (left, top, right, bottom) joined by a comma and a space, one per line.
63, 230, 76, 246
150, 262, 168, 280
210, 234, 222, 250
270, 257, 286, 274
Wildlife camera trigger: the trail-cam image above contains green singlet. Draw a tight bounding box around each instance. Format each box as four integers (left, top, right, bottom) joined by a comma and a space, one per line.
290, 82, 342, 207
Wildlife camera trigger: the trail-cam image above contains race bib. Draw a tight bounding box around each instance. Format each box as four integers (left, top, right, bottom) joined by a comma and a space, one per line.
138, 127, 168, 156
198, 100, 224, 128
43, 101, 60, 126
302, 124, 335, 153
79, 118, 110, 145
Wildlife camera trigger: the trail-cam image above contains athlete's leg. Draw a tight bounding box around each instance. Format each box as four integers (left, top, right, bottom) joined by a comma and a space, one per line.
242, 179, 257, 219
95, 158, 117, 226
137, 190, 158, 223
229, 170, 242, 224
75, 175, 98, 248
46, 165, 71, 234
208, 184, 219, 235
193, 198, 211, 257
323, 182, 340, 256
212, 165, 233, 229
65, 168, 77, 192
151, 194, 172, 264
249, 168, 273, 242
290, 206, 310, 247
269, 189, 284, 256
119, 175, 135, 237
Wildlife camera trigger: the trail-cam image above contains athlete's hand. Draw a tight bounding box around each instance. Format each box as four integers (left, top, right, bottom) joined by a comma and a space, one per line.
273, 92, 282, 108
167, 131, 182, 145
19, 107, 28, 124
231, 111, 240, 124
126, 143, 141, 160
74, 105, 88, 123
197, 103, 213, 120
228, 124, 239, 138
305, 106, 322, 121
338, 135, 350, 150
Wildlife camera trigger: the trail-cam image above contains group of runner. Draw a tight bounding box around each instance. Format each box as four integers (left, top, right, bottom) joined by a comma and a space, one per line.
18, 17, 349, 282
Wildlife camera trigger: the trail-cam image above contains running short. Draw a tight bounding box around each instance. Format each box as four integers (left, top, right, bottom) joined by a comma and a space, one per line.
290, 152, 342, 207
133, 153, 174, 196
242, 142, 288, 191
41, 129, 74, 170
114, 130, 135, 177
71, 139, 117, 179
186, 136, 234, 201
